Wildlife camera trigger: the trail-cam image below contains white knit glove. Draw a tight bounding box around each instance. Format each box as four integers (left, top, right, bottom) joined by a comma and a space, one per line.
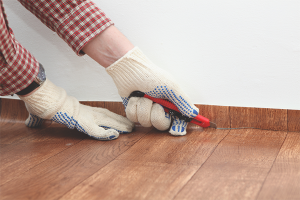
126, 97, 171, 129
19, 79, 134, 140
125, 97, 188, 136
106, 47, 198, 135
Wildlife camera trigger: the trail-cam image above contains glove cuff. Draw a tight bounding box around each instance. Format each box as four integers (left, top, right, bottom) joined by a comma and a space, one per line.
106, 46, 143, 96
106, 47, 169, 97
106, 46, 150, 72
18, 79, 69, 119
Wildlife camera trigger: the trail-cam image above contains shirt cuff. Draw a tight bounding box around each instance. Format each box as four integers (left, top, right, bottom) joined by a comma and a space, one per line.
56, 0, 114, 56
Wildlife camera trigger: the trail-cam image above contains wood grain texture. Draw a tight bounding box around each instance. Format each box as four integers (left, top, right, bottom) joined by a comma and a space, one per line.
288, 110, 300, 132
61, 160, 199, 200
0, 122, 38, 144
60, 128, 229, 200
230, 107, 288, 131
0, 99, 28, 123
174, 129, 287, 200
196, 104, 230, 128
1, 99, 300, 200
257, 131, 300, 200
1, 111, 299, 200
0, 123, 86, 186
0, 126, 152, 200
116, 128, 229, 165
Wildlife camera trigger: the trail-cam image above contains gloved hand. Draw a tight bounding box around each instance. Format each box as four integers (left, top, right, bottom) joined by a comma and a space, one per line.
19, 79, 134, 140
106, 47, 198, 136
125, 97, 189, 136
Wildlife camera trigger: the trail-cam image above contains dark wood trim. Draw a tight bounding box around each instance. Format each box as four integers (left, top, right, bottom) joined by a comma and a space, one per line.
1, 99, 299, 132
230, 106, 288, 131
287, 110, 300, 132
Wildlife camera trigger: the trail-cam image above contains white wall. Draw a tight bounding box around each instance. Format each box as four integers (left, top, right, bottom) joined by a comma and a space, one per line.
2, 0, 300, 110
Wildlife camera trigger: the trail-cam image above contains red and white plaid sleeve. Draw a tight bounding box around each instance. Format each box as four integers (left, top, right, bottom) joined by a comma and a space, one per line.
18, 0, 114, 55
0, 0, 113, 96
0, 1, 40, 96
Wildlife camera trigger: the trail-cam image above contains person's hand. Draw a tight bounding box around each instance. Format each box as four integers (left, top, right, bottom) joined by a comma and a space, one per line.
106, 47, 198, 135
19, 79, 134, 140
125, 97, 189, 136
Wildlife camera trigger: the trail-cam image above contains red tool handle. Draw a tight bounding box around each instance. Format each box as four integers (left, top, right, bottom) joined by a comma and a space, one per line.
142, 94, 211, 128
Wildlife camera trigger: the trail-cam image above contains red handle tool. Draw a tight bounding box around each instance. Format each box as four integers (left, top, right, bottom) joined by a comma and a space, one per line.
129, 91, 217, 128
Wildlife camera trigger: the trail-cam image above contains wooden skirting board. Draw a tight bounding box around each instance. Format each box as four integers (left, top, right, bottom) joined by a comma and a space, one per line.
0, 98, 299, 132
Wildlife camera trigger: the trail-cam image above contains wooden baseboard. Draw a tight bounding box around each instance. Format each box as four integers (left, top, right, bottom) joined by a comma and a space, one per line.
1, 98, 299, 132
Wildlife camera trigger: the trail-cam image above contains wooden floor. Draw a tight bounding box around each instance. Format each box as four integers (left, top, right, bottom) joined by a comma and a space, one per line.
0, 100, 300, 200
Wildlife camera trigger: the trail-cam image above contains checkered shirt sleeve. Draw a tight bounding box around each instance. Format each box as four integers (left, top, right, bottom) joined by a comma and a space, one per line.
18, 0, 114, 55
0, 2, 39, 96
0, 0, 113, 96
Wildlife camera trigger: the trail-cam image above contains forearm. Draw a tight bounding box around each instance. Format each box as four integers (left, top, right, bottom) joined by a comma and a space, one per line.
82, 25, 134, 68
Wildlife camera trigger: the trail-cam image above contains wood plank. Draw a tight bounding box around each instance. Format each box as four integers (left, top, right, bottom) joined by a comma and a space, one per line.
230, 107, 287, 131
2, 99, 298, 200
257, 131, 300, 199
60, 128, 229, 200
0, 99, 35, 144
0, 123, 86, 185
287, 110, 300, 132
116, 128, 229, 165
0, 121, 52, 145
0, 126, 151, 200
60, 160, 199, 200
0, 99, 28, 123
0, 122, 36, 144
174, 129, 287, 200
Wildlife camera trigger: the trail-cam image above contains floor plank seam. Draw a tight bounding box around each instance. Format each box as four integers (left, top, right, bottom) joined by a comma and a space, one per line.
114, 127, 154, 161
0, 137, 86, 187
172, 130, 230, 200
254, 131, 289, 200
56, 144, 103, 200
57, 128, 154, 199
57, 158, 117, 199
